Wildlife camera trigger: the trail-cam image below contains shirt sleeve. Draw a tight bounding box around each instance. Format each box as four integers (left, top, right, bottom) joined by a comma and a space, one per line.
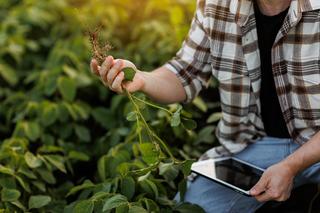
164, 0, 212, 103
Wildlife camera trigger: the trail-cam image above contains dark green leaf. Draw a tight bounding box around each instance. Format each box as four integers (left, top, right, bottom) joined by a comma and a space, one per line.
28, 195, 51, 209
102, 194, 128, 211
174, 202, 205, 213
128, 205, 148, 213
73, 200, 94, 213
75, 125, 91, 142
41, 102, 58, 126
57, 76, 76, 102
68, 151, 90, 161
43, 155, 67, 173
0, 63, 18, 86
180, 160, 195, 177
120, 177, 135, 200
66, 180, 95, 197
181, 118, 197, 130
159, 162, 179, 181
37, 169, 56, 184
1, 188, 21, 202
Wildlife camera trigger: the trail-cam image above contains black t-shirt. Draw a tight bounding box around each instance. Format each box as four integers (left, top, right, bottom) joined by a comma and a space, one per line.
254, 3, 291, 138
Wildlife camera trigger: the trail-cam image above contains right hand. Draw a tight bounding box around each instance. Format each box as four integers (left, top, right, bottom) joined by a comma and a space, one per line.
90, 56, 146, 94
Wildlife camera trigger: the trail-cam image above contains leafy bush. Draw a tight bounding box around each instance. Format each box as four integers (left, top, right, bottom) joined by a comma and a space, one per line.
0, 0, 220, 212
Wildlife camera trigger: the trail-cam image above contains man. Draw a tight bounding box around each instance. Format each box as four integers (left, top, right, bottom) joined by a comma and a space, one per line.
90, 0, 320, 212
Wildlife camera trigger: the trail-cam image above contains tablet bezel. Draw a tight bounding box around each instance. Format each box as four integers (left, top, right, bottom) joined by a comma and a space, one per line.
191, 157, 265, 196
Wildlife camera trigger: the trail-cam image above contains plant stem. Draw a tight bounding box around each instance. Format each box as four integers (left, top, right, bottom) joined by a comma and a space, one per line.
131, 95, 172, 115
125, 90, 176, 160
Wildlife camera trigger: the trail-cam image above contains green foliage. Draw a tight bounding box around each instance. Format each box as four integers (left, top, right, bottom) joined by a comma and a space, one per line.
0, 0, 220, 212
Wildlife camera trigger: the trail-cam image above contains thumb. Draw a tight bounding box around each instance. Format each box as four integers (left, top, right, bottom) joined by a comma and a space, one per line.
250, 176, 267, 196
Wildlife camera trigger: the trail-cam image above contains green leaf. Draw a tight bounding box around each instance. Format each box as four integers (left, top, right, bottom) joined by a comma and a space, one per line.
0, 165, 15, 176
126, 111, 137, 122
68, 151, 89, 161
102, 194, 128, 211
66, 180, 95, 197
24, 121, 41, 142
0, 63, 18, 86
171, 112, 181, 127
41, 102, 58, 126
57, 76, 76, 102
139, 143, 159, 165
98, 156, 107, 181
180, 160, 195, 177
18, 166, 37, 179
122, 68, 136, 81
120, 177, 135, 200
37, 169, 56, 184
1, 188, 21, 202
43, 155, 67, 173
171, 105, 182, 127
207, 112, 222, 123
192, 97, 207, 112
181, 118, 197, 130
141, 179, 159, 199
128, 205, 148, 213
11, 200, 27, 211
15, 175, 31, 192
92, 108, 116, 130
25, 152, 42, 168
44, 75, 57, 96
75, 125, 91, 142
178, 179, 187, 201
73, 200, 94, 213
159, 162, 179, 181
28, 195, 51, 209
195, 126, 215, 144
174, 202, 205, 213
32, 181, 46, 192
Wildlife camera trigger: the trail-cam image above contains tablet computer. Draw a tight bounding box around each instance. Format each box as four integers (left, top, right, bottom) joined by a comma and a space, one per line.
191, 157, 265, 196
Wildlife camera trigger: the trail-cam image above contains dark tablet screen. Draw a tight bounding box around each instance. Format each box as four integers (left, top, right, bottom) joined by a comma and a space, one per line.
214, 159, 263, 191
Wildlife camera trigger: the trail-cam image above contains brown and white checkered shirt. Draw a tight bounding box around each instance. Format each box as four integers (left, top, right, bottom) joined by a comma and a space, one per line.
165, 0, 320, 155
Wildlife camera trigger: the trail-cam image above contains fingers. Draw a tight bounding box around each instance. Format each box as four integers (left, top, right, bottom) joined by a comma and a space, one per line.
90, 56, 127, 93
255, 189, 290, 202
100, 56, 114, 81
250, 176, 267, 196
90, 59, 99, 75
110, 72, 125, 93
106, 60, 123, 85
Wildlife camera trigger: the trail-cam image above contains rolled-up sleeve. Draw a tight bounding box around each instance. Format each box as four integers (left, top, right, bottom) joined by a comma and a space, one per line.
164, 0, 212, 103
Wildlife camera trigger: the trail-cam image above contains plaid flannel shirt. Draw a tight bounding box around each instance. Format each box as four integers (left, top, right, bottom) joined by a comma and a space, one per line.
165, 0, 320, 156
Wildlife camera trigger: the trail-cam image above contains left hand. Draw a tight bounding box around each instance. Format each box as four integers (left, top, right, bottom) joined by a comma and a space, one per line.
250, 162, 295, 202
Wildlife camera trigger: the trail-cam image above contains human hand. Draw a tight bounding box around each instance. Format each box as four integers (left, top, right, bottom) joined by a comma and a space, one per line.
90, 56, 146, 93
250, 162, 295, 202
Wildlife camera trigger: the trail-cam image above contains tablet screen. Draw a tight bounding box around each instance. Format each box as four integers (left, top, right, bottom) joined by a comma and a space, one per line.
192, 158, 264, 192
214, 159, 263, 191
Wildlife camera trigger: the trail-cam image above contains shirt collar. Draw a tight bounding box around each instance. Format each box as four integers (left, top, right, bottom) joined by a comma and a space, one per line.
229, 0, 320, 27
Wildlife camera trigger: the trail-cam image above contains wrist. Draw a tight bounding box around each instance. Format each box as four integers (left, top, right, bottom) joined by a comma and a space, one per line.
137, 71, 149, 93
280, 157, 302, 176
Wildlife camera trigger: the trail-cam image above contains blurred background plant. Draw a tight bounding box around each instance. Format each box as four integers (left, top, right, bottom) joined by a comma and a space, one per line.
0, 0, 221, 212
